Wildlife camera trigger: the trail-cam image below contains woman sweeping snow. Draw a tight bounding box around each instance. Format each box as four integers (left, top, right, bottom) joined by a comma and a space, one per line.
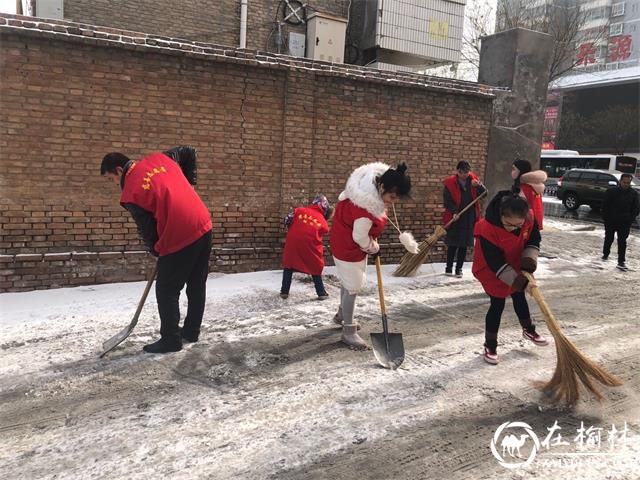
472, 190, 549, 365
280, 195, 333, 300
330, 162, 416, 349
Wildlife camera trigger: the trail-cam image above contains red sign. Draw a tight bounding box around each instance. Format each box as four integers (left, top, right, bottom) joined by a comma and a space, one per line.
576, 42, 597, 65
610, 35, 632, 61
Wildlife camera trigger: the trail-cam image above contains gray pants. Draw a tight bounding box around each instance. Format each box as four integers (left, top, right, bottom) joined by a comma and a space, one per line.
339, 287, 357, 325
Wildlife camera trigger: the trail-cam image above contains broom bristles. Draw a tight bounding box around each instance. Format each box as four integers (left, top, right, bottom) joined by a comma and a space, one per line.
524, 273, 623, 406
393, 225, 447, 277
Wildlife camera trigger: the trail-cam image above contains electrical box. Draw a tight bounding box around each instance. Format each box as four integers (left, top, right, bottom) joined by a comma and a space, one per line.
36, 0, 64, 20
306, 12, 347, 63
289, 32, 306, 58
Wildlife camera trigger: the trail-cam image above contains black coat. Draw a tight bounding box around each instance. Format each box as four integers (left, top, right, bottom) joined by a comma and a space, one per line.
602, 187, 640, 226
443, 178, 486, 248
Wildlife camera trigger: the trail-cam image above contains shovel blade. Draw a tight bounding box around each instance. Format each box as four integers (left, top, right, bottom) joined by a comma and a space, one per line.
370, 332, 405, 370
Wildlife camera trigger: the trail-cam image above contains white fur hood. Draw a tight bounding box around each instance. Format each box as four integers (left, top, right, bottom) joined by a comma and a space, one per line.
338, 162, 389, 219
520, 170, 548, 195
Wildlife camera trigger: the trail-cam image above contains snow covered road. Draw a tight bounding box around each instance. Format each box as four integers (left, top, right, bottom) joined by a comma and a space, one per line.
1, 219, 639, 479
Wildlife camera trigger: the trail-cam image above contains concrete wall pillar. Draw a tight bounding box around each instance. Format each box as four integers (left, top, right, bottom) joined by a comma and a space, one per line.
478, 28, 554, 197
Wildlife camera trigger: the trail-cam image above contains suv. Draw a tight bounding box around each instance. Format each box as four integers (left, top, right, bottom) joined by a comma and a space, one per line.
556, 169, 640, 211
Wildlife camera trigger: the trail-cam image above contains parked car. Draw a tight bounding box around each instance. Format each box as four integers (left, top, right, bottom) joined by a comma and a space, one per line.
556, 169, 640, 211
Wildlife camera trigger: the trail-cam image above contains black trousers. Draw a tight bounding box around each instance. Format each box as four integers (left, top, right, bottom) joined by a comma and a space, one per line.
155, 230, 212, 345
485, 291, 533, 349
603, 222, 631, 264
280, 268, 326, 295
446, 246, 467, 272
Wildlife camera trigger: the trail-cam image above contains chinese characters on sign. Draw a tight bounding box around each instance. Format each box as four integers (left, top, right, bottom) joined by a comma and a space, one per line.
610, 35, 632, 62
576, 42, 597, 66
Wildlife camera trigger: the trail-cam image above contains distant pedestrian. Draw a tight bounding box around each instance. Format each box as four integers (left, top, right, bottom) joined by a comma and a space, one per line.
511, 159, 547, 230
280, 195, 333, 300
602, 173, 639, 271
442, 160, 486, 277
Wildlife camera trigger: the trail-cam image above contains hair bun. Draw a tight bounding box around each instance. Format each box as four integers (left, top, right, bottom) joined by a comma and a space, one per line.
396, 163, 408, 175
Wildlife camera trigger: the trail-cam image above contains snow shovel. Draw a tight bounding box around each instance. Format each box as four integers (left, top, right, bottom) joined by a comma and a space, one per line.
99, 262, 158, 358
371, 255, 404, 370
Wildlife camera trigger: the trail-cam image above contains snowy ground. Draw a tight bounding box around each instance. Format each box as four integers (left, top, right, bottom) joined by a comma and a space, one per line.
1, 218, 640, 479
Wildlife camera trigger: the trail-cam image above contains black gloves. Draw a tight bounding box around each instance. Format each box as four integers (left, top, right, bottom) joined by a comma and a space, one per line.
512, 273, 529, 292
521, 256, 537, 273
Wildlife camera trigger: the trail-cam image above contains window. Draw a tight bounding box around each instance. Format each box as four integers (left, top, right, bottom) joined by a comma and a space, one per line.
584, 157, 610, 170
616, 156, 638, 173
578, 172, 599, 183
612, 2, 625, 16
564, 171, 581, 181
596, 174, 617, 187
610, 23, 624, 36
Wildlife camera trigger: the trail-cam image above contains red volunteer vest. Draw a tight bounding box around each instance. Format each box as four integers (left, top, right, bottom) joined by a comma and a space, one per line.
472, 216, 533, 298
442, 172, 481, 226
282, 205, 329, 276
521, 183, 544, 230
120, 152, 212, 256
330, 199, 388, 262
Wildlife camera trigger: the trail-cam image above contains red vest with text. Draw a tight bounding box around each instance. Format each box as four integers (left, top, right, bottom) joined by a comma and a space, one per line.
521, 183, 544, 230
120, 152, 212, 256
442, 172, 481, 226
472, 216, 533, 298
330, 199, 387, 262
282, 205, 329, 275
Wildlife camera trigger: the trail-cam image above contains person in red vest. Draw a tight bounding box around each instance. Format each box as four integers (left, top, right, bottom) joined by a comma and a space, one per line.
442, 160, 486, 277
472, 190, 549, 365
511, 159, 547, 230
280, 195, 333, 300
101, 147, 212, 354
330, 162, 412, 349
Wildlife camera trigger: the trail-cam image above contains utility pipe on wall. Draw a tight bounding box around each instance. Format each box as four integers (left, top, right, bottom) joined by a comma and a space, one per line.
240, 0, 248, 48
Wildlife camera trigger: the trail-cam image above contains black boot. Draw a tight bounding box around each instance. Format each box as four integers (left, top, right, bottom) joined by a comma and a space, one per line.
143, 338, 182, 353
179, 327, 199, 343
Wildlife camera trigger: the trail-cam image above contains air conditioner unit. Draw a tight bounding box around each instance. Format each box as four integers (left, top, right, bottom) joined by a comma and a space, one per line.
349, 0, 466, 68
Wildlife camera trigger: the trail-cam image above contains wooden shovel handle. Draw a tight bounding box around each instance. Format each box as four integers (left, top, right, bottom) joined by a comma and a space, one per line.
375, 255, 387, 316
443, 190, 488, 229
132, 262, 158, 321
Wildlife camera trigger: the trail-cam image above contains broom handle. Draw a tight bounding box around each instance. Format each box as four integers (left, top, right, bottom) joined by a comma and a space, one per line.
443, 190, 487, 229
375, 255, 387, 316
522, 271, 558, 327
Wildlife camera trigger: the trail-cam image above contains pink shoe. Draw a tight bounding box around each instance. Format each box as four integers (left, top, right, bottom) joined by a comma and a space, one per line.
523, 329, 549, 346
483, 345, 499, 365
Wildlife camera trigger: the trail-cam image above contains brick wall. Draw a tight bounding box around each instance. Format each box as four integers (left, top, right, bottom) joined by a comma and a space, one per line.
0, 15, 495, 292
62, 0, 348, 52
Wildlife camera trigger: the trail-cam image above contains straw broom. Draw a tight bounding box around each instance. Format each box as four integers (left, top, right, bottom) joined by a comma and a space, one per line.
523, 272, 623, 406
394, 190, 487, 277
